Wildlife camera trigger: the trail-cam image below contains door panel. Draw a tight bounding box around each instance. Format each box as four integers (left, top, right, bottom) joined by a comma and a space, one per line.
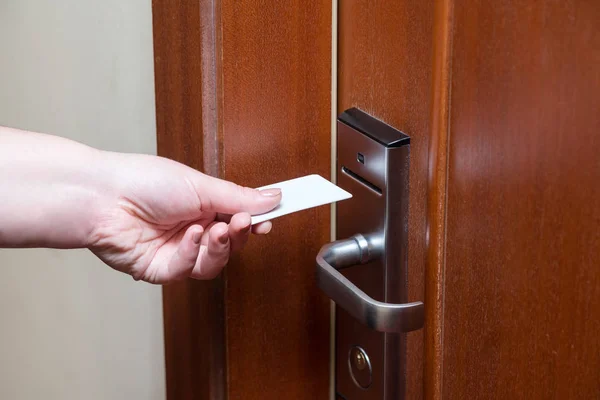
441, 0, 600, 398
221, 1, 332, 399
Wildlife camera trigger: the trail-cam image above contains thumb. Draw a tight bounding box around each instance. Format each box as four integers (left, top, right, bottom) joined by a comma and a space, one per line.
195, 174, 282, 215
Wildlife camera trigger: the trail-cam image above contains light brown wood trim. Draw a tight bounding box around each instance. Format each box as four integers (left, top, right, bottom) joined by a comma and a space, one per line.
152, 0, 225, 399
425, 0, 454, 399
198, 1, 225, 396
200, 0, 222, 178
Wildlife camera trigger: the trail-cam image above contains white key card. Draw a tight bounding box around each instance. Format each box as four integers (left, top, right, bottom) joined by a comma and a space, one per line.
250, 174, 352, 225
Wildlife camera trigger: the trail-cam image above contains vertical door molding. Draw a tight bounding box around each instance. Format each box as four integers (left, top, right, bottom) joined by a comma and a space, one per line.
153, 0, 225, 399
425, 0, 454, 399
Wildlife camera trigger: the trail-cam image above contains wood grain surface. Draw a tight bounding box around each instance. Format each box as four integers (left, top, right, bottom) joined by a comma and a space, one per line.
155, 0, 332, 398
425, 0, 453, 399
338, 1, 434, 399
153, 0, 224, 399
155, 1, 600, 399
441, 0, 600, 398
220, 1, 332, 399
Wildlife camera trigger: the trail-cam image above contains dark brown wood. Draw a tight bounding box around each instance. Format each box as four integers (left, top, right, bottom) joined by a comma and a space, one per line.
438, 0, 600, 398
153, 1, 224, 399
338, 1, 434, 399
220, 1, 332, 399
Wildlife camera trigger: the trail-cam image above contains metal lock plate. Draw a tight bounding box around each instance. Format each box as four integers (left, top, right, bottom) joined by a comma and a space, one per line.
316, 108, 423, 399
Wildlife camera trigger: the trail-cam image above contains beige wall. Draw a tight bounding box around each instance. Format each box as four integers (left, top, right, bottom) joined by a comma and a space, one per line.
0, 1, 165, 399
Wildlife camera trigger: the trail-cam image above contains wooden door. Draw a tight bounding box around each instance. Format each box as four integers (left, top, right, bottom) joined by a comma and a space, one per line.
152, 0, 599, 399
427, 0, 600, 398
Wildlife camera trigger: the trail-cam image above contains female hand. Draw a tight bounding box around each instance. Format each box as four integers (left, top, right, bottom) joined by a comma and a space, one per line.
0, 127, 281, 284
88, 152, 281, 284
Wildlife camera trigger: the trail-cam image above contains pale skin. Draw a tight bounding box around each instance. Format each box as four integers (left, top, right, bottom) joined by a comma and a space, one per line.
0, 126, 282, 284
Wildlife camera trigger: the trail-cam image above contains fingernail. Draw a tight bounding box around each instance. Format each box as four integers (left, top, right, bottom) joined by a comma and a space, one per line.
218, 232, 229, 244
259, 188, 282, 197
192, 231, 202, 244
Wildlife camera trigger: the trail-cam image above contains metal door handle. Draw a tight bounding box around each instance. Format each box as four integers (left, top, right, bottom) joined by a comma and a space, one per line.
316, 234, 424, 333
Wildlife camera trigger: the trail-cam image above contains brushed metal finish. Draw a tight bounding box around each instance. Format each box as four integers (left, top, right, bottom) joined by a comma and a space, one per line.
316, 235, 424, 333
316, 109, 424, 399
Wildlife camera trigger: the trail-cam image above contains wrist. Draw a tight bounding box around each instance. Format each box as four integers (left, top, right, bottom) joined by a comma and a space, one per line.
37, 144, 114, 249
0, 128, 116, 249
80, 148, 123, 249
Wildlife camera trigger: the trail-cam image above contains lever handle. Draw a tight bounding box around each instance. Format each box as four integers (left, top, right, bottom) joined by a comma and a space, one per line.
316, 234, 424, 333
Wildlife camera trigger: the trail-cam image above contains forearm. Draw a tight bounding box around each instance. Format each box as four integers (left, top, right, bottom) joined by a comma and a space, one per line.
0, 126, 109, 248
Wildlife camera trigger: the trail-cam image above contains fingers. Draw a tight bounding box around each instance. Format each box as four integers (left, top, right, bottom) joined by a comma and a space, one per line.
195, 174, 282, 215
228, 213, 251, 252
161, 225, 204, 282
218, 213, 273, 236
190, 222, 230, 280
146, 216, 274, 284
251, 221, 273, 235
